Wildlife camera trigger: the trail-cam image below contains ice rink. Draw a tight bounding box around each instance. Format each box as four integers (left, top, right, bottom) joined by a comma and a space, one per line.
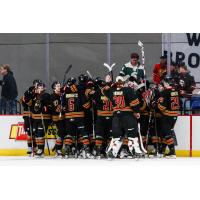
0, 156, 198, 200
0, 156, 200, 166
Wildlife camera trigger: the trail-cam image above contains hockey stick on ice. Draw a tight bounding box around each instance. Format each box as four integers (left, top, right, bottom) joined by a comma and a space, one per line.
41, 113, 50, 156
28, 107, 35, 157
103, 63, 116, 82
138, 122, 147, 154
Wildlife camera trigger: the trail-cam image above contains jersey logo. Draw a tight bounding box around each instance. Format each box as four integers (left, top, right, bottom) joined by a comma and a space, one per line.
171, 91, 178, 96
66, 93, 78, 98
113, 91, 123, 96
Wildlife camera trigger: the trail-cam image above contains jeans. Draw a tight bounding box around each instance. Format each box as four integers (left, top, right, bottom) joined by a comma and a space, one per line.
0, 97, 17, 114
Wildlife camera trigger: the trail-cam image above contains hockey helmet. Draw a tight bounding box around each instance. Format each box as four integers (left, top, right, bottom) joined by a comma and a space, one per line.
78, 74, 88, 83
67, 77, 76, 86
33, 79, 42, 87
162, 74, 174, 86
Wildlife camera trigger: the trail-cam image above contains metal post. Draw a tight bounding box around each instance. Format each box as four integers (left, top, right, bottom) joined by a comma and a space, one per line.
167, 33, 171, 75
107, 33, 111, 66
45, 33, 50, 88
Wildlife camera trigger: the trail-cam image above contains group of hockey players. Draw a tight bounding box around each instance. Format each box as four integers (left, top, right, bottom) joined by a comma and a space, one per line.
20, 53, 196, 160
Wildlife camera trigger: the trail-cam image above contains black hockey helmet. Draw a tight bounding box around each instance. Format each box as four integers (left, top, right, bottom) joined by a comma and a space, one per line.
51, 81, 61, 90
162, 74, 174, 86
37, 82, 46, 88
78, 74, 88, 83
33, 79, 42, 87
94, 77, 106, 87
66, 77, 76, 86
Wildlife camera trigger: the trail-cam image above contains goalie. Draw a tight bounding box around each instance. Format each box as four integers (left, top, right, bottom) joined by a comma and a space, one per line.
102, 76, 143, 158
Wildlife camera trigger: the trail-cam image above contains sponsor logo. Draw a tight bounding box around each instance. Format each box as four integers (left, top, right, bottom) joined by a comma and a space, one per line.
9, 123, 58, 140
9, 122, 28, 140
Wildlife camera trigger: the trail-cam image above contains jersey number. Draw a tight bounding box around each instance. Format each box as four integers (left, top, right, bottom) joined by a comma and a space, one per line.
113, 96, 125, 109
68, 98, 75, 111
103, 100, 112, 111
171, 97, 179, 110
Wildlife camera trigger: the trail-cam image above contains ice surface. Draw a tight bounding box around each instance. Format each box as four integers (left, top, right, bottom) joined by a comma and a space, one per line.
0, 156, 200, 166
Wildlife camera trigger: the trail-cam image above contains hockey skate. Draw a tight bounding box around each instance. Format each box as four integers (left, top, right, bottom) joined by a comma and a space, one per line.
95, 146, 103, 159
119, 147, 133, 159
35, 149, 44, 158
27, 147, 37, 157
80, 146, 94, 159
165, 150, 176, 159
63, 145, 71, 159
148, 149, 158, 158
55, 149, 63, 158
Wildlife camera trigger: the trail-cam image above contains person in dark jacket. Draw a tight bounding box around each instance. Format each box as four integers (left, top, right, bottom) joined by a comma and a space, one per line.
0, 64, 18, 114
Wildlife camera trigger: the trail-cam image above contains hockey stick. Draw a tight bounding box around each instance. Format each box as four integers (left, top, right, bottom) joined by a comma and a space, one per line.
103, 63, 116, 82
138, 40, 145, 69
145, 111, 153, 150
28, 107, 34, 157
41, 113, 50, 156
62, 64, 72, 86
138, 122, 147, 154
60, 64, 72, 117
86, 70, 96, 140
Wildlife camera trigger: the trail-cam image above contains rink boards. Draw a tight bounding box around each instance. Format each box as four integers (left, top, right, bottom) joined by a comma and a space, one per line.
0, 115, 199, 157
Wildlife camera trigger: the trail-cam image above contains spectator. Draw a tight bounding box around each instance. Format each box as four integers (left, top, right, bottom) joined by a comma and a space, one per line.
0, 64, 18, 114
177, 64, 196, 114
152, 55, 167, 84
119, 52, 145, 82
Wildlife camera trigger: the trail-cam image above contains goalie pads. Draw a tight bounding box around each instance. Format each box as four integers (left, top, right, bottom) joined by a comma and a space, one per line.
128, 137, 143, 154
106, 138, 122, 157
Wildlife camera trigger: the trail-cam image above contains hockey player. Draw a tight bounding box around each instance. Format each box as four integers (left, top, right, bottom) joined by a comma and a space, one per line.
30, 82, 51, 157
88, 77, 113, 159
102, 76, 143, 158
63, 77, 93, 159
21, 79, 42, 156
50, 81, 65, 157
157, 75, 180, 158
78, 74, 94, 151
136, 82, 150, 149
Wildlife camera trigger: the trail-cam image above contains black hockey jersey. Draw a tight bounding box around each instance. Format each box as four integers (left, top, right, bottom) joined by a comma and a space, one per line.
50, 92, 64, 121
157, 87, 180, 117
63, 84, 90, 119
30, 92, 51, 120
93, 88, 113, 117
103, 86, 140, 114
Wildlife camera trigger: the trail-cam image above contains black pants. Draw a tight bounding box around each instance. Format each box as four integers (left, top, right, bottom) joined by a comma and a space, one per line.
139, 115, 149, 137
32, 119, 50, 138
160, 116, 177, 140
54, 120, 65, 139
95, 116, 112, 139
24, 116, 32, 136
112, 112, 138, 138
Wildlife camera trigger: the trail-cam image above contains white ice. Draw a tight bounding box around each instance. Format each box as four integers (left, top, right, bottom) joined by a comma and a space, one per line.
0, 156, 199, 166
